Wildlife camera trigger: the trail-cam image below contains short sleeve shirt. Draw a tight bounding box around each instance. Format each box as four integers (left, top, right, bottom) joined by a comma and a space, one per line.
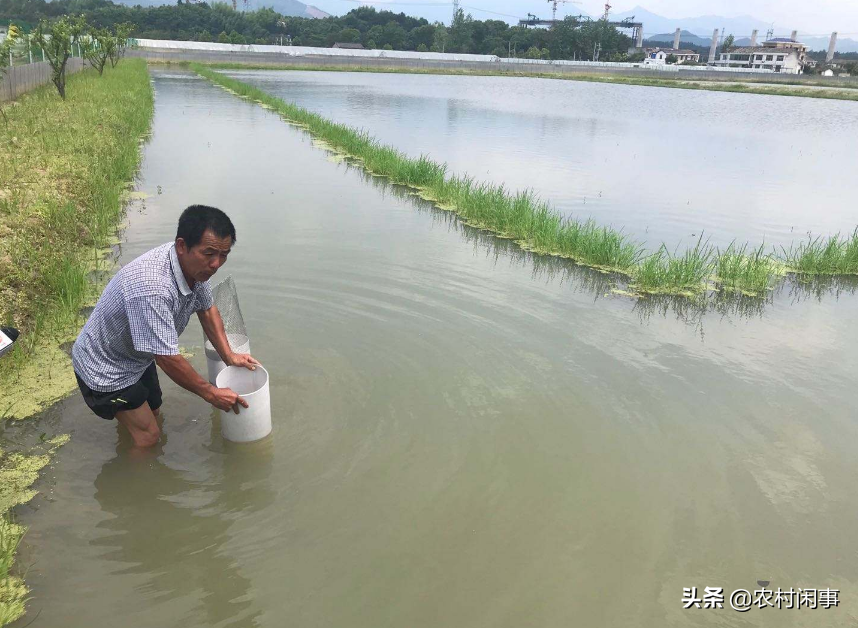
72, 242, 213, 392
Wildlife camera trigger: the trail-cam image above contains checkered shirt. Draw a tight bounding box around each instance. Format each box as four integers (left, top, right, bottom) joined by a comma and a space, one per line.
72, 242, 213, 392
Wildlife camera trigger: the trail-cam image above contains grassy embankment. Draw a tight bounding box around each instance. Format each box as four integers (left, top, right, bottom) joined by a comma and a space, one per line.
192, 61, 858, 103
193, 64, 858, 296
0, 59, 154, 625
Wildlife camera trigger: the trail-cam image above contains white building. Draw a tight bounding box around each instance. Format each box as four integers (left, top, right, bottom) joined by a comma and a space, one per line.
641, 47, 700, 65
714, 37, 808, 74
0, 26, 7, 45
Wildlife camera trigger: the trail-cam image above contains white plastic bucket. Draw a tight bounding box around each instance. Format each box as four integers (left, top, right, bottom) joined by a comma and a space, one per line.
215, 365, 272, 443
205, 334, 250, 384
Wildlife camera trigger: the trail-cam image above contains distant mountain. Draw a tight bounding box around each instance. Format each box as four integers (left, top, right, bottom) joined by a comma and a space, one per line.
645, 30, 710, 47
108, 0, 329, 18
614, 5, 857, 53
645, 31, 858, 53
613, 6, 770, 38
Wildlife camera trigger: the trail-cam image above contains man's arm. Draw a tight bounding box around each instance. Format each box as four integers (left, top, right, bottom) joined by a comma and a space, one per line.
155, 354, 248, 413
197, 305, 259, 370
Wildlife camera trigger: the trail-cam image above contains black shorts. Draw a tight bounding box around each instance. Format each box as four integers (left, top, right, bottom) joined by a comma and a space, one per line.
75, 362, 163, 420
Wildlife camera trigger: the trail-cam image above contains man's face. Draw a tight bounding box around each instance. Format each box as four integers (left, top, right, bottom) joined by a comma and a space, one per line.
176, 230, 233, 284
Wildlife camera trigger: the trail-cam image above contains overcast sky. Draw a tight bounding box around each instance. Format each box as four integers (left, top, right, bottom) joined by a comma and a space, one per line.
319, 1, 858, 36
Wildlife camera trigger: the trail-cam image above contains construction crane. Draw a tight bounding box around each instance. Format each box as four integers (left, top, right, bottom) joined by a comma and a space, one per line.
602, 2, 611, 20
547, 0, 581, 22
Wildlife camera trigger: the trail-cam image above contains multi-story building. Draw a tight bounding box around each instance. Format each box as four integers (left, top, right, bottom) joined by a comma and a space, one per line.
714, 37, 808, 74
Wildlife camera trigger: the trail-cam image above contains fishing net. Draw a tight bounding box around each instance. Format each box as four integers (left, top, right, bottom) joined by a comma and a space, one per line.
204, 275, 250, 359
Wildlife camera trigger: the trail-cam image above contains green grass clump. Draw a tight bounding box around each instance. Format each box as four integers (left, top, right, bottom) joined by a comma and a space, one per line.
782, 230, 858, 275
631, 236, 715, 295
194, 64, 858, 297
715, 242, 782, 296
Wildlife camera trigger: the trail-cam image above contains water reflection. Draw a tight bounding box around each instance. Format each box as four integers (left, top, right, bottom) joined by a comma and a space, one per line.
90, 418, 274, 627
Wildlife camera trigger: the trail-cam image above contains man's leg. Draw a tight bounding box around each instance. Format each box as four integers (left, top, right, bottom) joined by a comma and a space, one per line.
115, 402, 161, 448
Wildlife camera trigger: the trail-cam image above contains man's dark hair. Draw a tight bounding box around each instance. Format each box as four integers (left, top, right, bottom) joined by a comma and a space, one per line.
176, 205, 236, 249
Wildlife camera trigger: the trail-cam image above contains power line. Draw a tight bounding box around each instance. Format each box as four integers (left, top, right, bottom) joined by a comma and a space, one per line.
460, 5, 524, 19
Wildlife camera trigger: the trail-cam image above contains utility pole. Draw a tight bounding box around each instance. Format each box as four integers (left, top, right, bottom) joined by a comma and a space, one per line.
452, 0, 460, 23
602, 2, 611, 20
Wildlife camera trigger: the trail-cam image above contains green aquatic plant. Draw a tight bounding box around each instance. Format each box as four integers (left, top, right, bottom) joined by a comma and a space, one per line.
715, 242, 781, 296
782, 230, 858, 276
631, 236, 715, 295
193, 65, 858, 296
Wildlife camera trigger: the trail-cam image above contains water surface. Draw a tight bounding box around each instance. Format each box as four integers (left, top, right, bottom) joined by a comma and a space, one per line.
8, 70, 858, 628
228, 69, 858, 250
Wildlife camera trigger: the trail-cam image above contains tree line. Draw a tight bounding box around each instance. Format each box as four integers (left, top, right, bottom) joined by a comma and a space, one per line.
1, 0, 634, 60
2, 14, 133, 102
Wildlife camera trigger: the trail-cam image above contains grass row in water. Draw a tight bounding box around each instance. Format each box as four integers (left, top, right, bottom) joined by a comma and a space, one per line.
193, 64, 858, 296
181, 60, 858, 103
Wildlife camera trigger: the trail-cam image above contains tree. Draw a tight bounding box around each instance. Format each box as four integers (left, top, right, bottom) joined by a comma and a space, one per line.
665, 53, 677, 64
109, 23, 135, 67
32, 15, 86, 100
197, 29, 213, 42
229, 30, 245, 44
722, 34, 734, 52
407, 24, 434, 51
82, 27, 114, 76
416, 43, 428, 53
336, 27, 361, 43
548, 16, 580, 60
380, 20, 406, 49
431, 21, 447, 53
0, 23, 20, 123
448, 8, 473, 53
524, 45, 542, 59
218, 31, 230, 43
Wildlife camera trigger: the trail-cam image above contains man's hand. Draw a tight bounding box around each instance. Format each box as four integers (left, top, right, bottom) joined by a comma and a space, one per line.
206, 385, 249, 414
227, 352, 260, 371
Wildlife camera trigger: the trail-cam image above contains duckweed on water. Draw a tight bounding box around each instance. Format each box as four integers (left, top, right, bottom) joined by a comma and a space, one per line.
194, 65, 858, 298
0, 435, 70, 625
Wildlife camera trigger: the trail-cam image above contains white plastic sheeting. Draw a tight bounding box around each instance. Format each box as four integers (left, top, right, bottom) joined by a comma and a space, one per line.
133, 38, 775, 74
133, 38, 500, 62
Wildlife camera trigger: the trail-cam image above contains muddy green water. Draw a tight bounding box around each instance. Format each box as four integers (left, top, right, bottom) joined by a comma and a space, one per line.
8, 70, 858, 627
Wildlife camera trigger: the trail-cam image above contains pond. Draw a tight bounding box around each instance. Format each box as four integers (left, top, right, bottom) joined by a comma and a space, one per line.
226, 69, 858, 251
9, 69, 858, 628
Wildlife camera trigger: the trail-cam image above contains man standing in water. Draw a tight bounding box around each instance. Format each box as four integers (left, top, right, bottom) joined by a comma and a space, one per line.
72, 205, 259, 448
